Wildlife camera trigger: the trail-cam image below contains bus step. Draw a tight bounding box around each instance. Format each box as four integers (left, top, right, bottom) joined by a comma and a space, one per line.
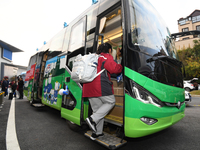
85, 130, 127, 150
104, 117, 123, 127
32, 103, 45, 107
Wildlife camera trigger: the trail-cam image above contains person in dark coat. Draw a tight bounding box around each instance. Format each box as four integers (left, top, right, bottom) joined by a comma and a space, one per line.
11, 81, 17, 98
83, 43, 122, 140
193, 82, 198, 90
18, 77, 24, 99
1, 78, 5, 92
3, 77, 9, 97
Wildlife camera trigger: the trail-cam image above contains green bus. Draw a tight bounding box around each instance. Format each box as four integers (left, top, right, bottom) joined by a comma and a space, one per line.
24, 0, 185, 149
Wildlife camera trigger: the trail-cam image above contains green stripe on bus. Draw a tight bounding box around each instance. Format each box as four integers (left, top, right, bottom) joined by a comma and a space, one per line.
125, 67, 185, 103
125, 94, 185, 119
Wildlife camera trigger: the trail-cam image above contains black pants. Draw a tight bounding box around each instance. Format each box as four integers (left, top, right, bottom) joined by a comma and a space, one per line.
19, 88, 23, 99
12, 89, 16, 97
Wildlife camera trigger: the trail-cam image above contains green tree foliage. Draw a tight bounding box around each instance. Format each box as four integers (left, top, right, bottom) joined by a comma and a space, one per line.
185, 58, 200, 78
177, 39, 200, 79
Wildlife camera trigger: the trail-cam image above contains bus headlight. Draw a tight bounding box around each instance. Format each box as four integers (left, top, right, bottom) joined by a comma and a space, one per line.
130, 80, 164, 107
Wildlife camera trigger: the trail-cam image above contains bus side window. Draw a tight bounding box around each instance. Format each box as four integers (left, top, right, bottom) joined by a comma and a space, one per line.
27, 55, 37, 70
49, 28, 66, 51
66, 16, 86, 69
63, 27, 70, 52
66, 48, 85, 71
68, 16, 86, 52
86, 40, 94, 54
68, 57, 76, 71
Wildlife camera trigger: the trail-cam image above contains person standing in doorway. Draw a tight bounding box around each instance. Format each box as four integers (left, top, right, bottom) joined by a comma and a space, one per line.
18, 77, 24, 99
82, 43, 122, 140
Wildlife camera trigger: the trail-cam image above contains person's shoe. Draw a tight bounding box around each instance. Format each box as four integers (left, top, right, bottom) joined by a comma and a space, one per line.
90, 133, 104, 140
85, 117, 96, 133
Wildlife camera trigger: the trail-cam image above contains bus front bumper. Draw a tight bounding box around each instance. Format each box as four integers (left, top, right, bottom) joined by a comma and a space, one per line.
124, 111, 185, 138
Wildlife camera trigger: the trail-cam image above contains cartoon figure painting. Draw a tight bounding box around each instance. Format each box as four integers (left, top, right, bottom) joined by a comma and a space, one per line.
50, 89, 55, 105
43, 56, 65, 105
54, 81, 60, 104
43, 78, 48, 101
43, 73, 61, 105
46, 74, 52, 104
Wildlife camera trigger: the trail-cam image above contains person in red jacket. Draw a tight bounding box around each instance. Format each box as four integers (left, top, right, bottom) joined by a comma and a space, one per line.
83, 43, 122, 140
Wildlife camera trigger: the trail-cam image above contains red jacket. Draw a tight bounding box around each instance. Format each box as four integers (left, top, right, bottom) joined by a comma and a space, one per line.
82, 53, 122, 97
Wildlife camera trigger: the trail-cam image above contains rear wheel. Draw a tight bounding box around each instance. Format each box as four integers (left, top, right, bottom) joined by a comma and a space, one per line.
30, 89, 36, 105
30, 98, 37, 106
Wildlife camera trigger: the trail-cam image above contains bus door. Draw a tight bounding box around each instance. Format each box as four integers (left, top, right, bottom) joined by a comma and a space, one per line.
61, 16, 87, 126
27, 67, 35, 101
33, 52, 45, 102
42, 52, 66, 110
25, 55, 37, 101
37, 51, 48, 99
95, 3, 124, 127
84, 3, 127, 148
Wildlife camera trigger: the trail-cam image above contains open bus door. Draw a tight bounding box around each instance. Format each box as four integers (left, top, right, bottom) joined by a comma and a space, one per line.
61, 53, 84, 129
84, 3, 127, 149
31, 51, 48, 106
60, 16, 87, 128
25, 63, 36, 101
33, 51, 48, 107
38, 51, 48, 99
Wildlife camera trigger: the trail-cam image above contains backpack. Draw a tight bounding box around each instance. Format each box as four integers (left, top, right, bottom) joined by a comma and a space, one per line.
71, 53, 105, 83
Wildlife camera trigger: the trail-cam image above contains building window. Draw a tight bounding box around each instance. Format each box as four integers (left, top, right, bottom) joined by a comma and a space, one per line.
193, 35, 198, 38
3, 48, 12, 61
179, 19, 188, 25
182, 28, 189, 32
196, 25, 200, 31
183, 37, 189, 40
192, 15, 200, 23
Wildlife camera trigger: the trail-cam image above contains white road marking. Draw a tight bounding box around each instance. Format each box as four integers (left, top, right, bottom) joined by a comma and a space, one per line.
6, 98, 21, 150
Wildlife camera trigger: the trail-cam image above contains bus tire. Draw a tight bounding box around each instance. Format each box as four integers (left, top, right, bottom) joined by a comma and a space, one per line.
66, 120, 80, 132
30, 99, 36, 106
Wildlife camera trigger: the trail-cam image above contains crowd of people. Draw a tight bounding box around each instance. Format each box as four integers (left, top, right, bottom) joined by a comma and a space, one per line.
0, 76, 24, 99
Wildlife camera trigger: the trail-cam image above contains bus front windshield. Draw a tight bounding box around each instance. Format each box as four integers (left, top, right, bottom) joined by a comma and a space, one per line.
129, 0, 178, 59
126, 0, 183, 88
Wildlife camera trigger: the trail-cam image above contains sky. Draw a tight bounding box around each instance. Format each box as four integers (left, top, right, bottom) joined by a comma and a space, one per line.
0, 0, 200, 67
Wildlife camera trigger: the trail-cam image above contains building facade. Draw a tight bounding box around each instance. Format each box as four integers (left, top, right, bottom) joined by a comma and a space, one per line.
175, 10, 200, 50
0, 40, 27, 80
